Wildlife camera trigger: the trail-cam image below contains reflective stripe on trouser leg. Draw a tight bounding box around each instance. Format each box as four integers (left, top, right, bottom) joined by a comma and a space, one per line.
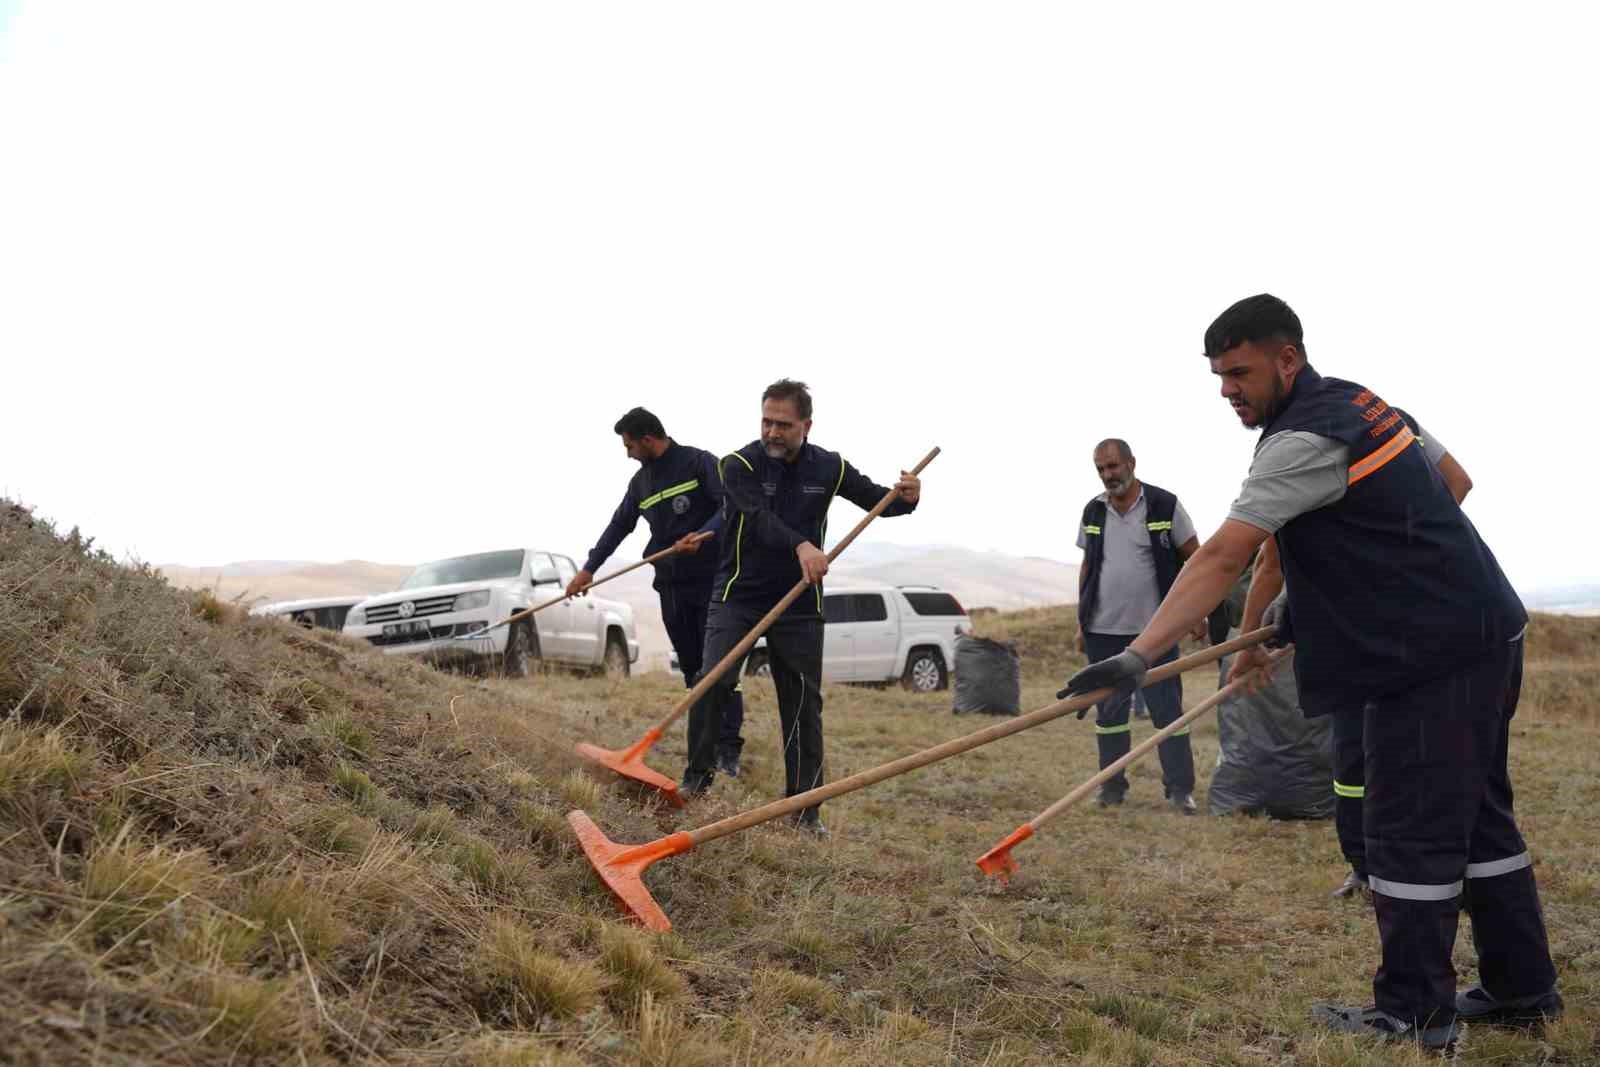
1466, 852, 1531, 879
1369, 877, 1463, 901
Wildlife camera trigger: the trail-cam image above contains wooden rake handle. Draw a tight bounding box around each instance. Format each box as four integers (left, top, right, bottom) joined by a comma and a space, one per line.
643, 446, 941, 736
1026, 645, 1292, 830
684, 627, 1278, 847
457, 542, 690, 640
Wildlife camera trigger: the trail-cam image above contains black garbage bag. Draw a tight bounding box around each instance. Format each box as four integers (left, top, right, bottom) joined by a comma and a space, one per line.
951, 635, 1021, 716
1207, 651, 1334, 819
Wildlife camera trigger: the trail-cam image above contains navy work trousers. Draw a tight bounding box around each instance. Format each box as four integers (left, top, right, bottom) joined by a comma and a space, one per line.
659, 584, 742, 761
1084, 632, 1194, 798
1363, 636, 1556, 1026
691, 601, 824, 814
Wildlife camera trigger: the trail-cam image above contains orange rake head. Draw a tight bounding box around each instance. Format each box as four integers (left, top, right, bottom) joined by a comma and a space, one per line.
974, 824, 1035, 884
573, 729, 685, 807
566, 810, 694, 932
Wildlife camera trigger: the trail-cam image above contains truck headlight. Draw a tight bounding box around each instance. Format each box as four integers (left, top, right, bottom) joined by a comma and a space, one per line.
453, 590, 491, 612
347, 607, 366, 628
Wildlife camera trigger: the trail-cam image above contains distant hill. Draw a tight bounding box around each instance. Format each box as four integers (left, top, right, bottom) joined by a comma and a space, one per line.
159, 544, 1079, 670
1521, 584, 1600, 616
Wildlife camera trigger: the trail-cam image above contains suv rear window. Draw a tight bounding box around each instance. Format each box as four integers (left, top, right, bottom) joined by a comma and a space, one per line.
902, 591, 964, 616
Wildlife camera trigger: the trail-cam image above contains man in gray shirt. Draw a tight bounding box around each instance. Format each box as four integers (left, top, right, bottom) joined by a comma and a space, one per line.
1074, 438, 1205, 812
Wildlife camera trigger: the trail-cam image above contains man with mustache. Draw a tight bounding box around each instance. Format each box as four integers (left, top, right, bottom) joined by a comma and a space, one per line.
1062, 294, 1560, 1049
1074, 439, 1206, 812
682, 378, 922, 835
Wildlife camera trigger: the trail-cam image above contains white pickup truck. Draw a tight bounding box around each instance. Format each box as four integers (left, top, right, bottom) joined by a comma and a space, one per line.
342, 548, 639, 677
745, 583, 972, 691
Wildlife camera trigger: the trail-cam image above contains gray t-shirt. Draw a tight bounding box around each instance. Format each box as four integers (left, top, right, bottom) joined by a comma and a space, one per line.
1076, 486, 1197, 634
1227, 423, 1447, 534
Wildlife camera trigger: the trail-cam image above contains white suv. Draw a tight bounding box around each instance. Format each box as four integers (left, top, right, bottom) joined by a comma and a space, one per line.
343, 549, 639, 677
746, 583, 972, 691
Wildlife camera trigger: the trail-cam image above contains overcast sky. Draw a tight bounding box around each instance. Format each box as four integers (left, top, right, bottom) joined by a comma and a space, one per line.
3, 3, 1596, 590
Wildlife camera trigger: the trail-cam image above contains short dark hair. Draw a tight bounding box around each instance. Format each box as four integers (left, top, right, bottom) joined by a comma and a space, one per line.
1094, 438, 1133, 463
613, 407, 667, 440
762, 378, 813, 420
1203, 294, 1307, 360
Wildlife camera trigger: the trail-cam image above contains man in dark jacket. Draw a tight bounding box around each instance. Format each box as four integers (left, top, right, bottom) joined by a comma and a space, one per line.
568, 407, 746, 775
686, 379, 922, 834
1062, 294, 1559, 1049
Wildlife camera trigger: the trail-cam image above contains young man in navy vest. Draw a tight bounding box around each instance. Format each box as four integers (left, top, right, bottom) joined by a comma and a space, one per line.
569, 407, 746, 776
686, 379, 922, 835
1075, 439, 1207, 813
1241, 423, 1478, 900
1062, 294, 1560, 1048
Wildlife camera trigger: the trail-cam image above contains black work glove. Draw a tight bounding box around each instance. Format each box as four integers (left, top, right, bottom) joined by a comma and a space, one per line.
1262, 592, 1292, 649
1058, 648, 1149, 718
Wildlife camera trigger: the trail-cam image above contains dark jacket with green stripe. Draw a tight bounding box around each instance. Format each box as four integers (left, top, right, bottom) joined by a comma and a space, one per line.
712, 440, 916, 618
582, 441, 724, 591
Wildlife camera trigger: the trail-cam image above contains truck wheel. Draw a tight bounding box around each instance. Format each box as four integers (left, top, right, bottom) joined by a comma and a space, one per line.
902, 648, 947, 693
602, 631, 630, 678
502, 621, 537, 679
744, 650, 771, 678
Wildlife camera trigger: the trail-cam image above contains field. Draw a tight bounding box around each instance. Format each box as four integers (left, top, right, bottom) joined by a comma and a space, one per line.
2, 503, 1596, 1065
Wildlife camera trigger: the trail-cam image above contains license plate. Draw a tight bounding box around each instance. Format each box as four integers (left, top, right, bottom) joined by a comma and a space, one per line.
382, 620, 430, 638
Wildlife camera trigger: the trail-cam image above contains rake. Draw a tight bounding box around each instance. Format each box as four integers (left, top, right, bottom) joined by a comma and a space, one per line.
568, 627, 1273, 930
445, 540, 703, 643
975, 642, 1289, 883
574, 446, 940, 806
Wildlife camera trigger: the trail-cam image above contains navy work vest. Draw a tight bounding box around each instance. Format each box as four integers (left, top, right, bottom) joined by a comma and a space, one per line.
1264, 368, 1525, 715
1077, 483, 1183, 633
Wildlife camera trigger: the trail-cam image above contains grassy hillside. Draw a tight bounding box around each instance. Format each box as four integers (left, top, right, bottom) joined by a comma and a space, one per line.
2, 503, 1596, 1065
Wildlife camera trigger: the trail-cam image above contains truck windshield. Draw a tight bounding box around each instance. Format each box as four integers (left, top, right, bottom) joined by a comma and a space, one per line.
400, 550, 525, 589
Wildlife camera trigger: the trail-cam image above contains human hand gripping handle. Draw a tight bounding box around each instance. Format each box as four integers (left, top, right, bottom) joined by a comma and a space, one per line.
1057, 648, 1149, 718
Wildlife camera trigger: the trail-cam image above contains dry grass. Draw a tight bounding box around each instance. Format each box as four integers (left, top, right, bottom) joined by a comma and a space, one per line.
1, 499, 1597, 1065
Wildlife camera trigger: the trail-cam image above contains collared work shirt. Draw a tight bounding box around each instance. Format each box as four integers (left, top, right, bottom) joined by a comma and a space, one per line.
1076, 487, 1197, 635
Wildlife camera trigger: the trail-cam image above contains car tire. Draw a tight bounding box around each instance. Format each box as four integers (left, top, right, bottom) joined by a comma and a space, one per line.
502, 621, 537, 679
602, 631, 630, 679
744, 650, 771, 679
902, 648, 948, 693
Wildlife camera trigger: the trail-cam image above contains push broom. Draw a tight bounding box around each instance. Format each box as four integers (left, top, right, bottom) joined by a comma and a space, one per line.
446, 540, 707, 643
568, 627, 1274, 930
975, 644, 1290, 883
574, 447, 941, 806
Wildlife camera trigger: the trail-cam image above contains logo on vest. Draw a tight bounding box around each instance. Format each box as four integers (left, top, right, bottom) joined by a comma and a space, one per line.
671, 494, 691, 515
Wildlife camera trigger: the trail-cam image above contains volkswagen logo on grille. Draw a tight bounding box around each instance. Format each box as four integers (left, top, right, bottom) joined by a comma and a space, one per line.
398, 601, 416, 619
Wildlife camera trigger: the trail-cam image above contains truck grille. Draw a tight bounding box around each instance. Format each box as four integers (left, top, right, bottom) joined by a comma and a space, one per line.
367, 622, 485, 647
364, 595, 457, 624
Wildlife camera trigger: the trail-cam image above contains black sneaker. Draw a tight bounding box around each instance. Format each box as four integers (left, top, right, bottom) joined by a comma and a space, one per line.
1311, 1004, 1460, 1050
717, 751, 741, 779
1096, 789, 1125, 809
677, 770, 713, 798
1167, 792, 1197, 815
1331, 870, 1370, 898
1456, 985, 1563, 1026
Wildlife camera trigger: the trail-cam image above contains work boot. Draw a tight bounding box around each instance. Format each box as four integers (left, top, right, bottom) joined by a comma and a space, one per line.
1310, 1004, 1460, 1050
1456, 985, 1564, 1027
717, 751, 741, 779
1167, 792, 1197, 815
677, 770, 713, 798
1331, 869, 1370, 899
1096, 788, 1125, 809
